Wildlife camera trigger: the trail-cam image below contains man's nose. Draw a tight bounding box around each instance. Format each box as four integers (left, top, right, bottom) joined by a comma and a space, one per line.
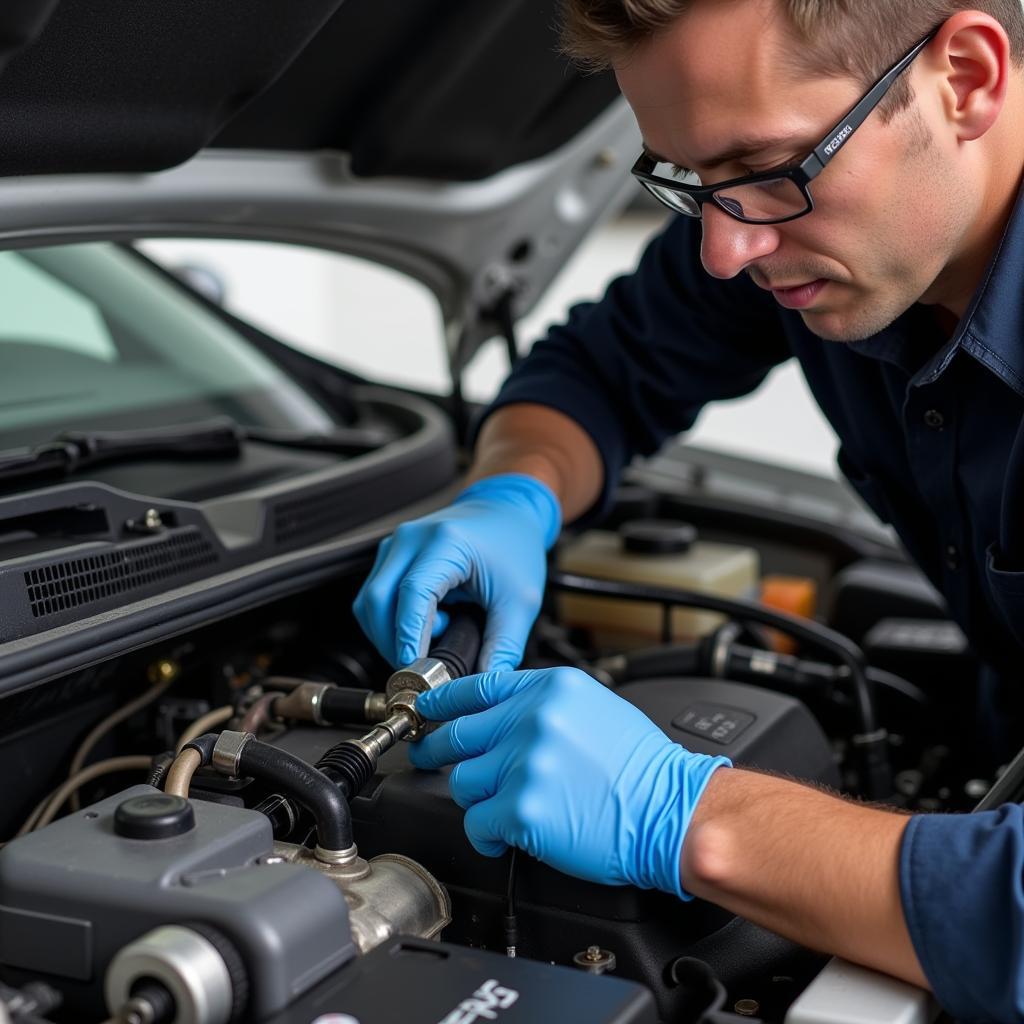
699, 202, 782, 280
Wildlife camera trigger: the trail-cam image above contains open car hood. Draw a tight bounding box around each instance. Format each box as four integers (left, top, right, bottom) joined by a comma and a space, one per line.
0, 0, 641, 366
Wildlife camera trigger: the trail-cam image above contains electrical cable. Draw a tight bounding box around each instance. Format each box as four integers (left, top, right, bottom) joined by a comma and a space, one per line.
175, 705, 233, 752
550, 571, 891, 798
67, 672, 176, 810
17, 756, 152, 836
504, 848, 520, 958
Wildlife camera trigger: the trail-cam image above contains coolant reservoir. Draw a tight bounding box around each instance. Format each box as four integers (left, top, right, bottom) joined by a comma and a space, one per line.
557, 520, 760, 646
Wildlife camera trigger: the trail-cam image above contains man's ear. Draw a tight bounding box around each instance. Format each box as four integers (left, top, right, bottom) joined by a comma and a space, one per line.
931, 11, 1011, 142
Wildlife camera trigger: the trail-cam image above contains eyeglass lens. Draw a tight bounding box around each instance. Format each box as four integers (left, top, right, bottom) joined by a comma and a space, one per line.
642, 174, 808, 222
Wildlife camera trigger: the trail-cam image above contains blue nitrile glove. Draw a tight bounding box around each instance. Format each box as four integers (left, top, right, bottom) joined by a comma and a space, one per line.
353, 473, 561, 672
410, 667, 731, 900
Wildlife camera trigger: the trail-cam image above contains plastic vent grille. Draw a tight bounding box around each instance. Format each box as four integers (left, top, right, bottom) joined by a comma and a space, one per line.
24, 529, 218, 619
273, 485, 353, 547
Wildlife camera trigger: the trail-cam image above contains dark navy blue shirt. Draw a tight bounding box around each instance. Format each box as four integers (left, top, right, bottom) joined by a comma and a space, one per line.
487, 192, 1024, 1021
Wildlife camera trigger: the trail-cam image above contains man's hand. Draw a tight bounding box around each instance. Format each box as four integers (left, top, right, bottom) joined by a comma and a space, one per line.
353, 474, 561, 671
410, 667, 730, 898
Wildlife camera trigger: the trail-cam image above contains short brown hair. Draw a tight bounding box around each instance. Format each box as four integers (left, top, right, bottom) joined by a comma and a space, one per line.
561, 0, 1024, 117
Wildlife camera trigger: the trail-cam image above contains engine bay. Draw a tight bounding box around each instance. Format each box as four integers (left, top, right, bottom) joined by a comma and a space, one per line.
0, 468, 994, 1024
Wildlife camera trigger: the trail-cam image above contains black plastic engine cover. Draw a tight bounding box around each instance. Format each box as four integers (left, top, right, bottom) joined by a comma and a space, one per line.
263, 937, 657, 1024
619, 677, 839, 787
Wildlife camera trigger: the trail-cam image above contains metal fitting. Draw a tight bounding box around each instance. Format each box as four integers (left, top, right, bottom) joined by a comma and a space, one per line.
351, 713, 415, 762
271, 682, 332, 725
384, 658, 451, 741
314, 843, 360, 867
364, 691, 389, 722
385, 691, 427, 740
211, 731, 253, 777
385, 658, 451, 702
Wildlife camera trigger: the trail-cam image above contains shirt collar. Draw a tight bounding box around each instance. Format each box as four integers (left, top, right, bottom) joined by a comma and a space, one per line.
952, 180, 1024, 396
847, 179, 1024, 393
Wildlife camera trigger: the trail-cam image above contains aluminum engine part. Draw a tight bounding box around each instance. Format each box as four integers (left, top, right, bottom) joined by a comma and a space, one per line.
273, 842, 451, 953
105, 925, 233, 1024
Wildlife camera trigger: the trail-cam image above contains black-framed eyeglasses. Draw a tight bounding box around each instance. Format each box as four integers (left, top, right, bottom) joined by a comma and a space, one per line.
631, 26, 940, 225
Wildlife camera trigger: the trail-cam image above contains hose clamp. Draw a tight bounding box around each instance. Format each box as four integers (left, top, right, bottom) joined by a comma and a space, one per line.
211, 730, 253, 777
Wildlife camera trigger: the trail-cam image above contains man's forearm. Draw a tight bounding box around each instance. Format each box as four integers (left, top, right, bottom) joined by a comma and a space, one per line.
467, 404, 604, 523
682, 768, 928, 989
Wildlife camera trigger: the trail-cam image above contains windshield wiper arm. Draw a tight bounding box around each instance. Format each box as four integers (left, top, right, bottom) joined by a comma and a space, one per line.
0, 418, 396, 487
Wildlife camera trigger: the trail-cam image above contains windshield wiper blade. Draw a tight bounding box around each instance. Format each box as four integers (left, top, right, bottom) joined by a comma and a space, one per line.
0, 418, 397, 487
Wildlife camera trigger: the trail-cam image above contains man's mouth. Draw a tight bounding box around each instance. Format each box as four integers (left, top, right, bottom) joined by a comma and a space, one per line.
768, 279, 828, 310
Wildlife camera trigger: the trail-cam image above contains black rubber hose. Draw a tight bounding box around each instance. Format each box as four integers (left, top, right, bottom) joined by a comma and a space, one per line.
254, 740, 374, 844
319, 686, 375, 725
550, 571, 891, 799
599, 643, 702, 685
238, 739, 353, 851
182, 732, 219, 765
429, 604, 486, 678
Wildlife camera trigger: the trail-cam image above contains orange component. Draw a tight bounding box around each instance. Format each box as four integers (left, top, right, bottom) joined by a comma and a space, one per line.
760, 575, 818, 654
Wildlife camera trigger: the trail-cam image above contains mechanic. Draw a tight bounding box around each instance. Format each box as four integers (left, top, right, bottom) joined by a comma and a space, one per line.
355, 1, 1024, 1019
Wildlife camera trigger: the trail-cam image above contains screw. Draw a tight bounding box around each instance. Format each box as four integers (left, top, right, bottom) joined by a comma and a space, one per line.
593, 148, 617, 168
573, 945, 616, 974
734, 998, 760, 1017
143, 508, 164, 530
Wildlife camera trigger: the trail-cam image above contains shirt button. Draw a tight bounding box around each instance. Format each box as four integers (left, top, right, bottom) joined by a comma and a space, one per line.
946, 544, 960, 570
924, 409, 945, 430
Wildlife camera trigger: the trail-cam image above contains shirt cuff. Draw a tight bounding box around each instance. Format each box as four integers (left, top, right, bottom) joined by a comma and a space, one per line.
900, 808, 1024, 1023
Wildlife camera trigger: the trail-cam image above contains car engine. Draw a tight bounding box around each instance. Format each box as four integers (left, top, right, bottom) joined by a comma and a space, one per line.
0, 447, 996, 1024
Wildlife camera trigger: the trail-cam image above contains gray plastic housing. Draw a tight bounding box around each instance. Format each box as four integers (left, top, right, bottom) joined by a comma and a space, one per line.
0, 785, 356, 1018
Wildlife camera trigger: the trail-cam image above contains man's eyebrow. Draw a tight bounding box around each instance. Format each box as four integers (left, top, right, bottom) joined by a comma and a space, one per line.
643, 134, 805, 169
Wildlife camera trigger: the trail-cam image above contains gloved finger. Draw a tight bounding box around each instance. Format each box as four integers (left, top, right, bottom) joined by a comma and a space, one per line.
393, 539, 472, 666
409, 701, 512, 770
353, 536, 410, 666
448, 749, 503, 809
479, 599, 541, 672
415, 670, 539, 723
463, 797, 510, 858
430, 609, 450, 638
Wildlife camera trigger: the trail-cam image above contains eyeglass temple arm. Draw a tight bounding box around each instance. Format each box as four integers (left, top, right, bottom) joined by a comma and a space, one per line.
811, 29, 938, 169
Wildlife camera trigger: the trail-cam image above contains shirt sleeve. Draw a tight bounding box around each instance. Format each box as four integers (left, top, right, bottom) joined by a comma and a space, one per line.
900, 807, 1024, 1023
479, 213, 792, 517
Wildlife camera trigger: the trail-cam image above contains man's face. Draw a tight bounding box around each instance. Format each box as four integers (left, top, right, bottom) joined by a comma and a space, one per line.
614, 0, 974, 341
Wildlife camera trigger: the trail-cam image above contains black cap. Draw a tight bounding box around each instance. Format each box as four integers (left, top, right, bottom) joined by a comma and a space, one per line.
114, 793, 195, 840
619, 519, 697, 555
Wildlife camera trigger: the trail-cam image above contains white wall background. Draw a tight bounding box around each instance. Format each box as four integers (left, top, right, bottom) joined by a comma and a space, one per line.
142, 211, 839, 478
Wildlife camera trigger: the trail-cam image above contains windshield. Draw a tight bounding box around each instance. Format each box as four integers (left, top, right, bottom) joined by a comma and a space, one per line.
0, 243, 336, 449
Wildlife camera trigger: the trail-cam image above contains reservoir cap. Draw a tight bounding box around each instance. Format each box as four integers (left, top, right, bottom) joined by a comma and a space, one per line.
620, 519, 697, 555
114, 793, 195, 839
